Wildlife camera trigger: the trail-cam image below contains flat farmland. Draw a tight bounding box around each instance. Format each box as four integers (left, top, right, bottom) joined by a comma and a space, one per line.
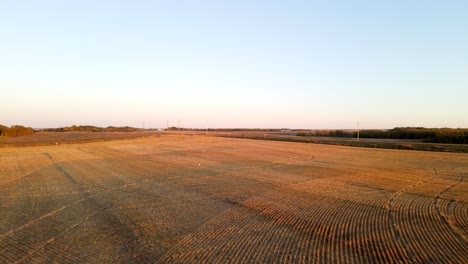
0, 135, 467, 263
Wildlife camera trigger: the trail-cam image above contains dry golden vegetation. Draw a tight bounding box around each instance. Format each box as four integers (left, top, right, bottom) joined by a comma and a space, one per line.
0, 135, 467, 263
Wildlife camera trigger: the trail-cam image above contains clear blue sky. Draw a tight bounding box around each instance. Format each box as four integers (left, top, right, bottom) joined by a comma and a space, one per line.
1, 0, 467, 129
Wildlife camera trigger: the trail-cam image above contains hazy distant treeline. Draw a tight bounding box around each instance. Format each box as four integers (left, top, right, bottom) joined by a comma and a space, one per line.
171, 128, 286, 132
0, 125, 34, 137
43, 125, 145, 132
297, 127, 468, 144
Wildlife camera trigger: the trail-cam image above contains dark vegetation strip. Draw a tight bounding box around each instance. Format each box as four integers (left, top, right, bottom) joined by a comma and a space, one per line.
297, 127, 468, 144
216, 133, 468, 153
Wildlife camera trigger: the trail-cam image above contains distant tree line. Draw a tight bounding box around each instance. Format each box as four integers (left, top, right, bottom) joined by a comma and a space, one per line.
297, 127, 468, 144
297, 130, 354, 137
43, 125, 144, 132
164, 127, 288, 132
105, 126, 144, 132
425, 129, 468, 144
0, 124, 35, 137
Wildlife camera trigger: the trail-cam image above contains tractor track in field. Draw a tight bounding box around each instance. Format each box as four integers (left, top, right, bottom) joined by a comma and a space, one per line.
2, 136, 467, 263
1, 150, 156, 263
0, 156, 114, 240
433, 172, 466, 244
386, 168, 468, 263
386, 168, 439, 263
0, 153, 53, 188
12, 195, 131, 264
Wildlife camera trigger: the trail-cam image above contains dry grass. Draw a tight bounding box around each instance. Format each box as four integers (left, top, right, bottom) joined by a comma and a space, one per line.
0, 135, 467, 263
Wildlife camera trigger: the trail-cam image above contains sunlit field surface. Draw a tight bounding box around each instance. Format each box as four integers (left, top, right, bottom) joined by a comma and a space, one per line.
1, 135, 467, 263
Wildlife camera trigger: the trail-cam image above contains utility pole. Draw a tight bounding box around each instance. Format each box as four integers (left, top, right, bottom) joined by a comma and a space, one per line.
178, 117, 180, 132
357, 122, 360, 141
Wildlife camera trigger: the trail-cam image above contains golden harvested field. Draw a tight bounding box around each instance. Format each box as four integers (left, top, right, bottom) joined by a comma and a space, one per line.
1, 135, 467, 263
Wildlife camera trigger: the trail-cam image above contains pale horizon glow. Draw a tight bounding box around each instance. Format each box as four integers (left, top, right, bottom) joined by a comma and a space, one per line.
1, 1, 467, 129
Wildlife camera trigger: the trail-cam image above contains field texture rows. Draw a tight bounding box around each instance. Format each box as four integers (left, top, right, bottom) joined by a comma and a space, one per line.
0, 135, 467, 263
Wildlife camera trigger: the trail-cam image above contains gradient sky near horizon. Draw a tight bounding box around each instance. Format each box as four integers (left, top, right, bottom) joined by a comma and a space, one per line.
1, 1, 467, 129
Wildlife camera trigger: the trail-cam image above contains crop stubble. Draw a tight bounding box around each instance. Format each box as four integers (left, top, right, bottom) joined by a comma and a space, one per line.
0, 135, 467, 263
